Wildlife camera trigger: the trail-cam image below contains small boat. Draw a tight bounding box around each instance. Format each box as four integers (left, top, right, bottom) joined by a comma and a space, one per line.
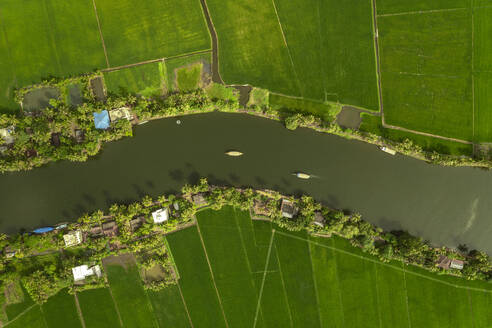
225, 150, 243, 157
379, 146, 396, 155
296, 172, 311, 179
33, 227, 54, 234
138, 120, 149, 125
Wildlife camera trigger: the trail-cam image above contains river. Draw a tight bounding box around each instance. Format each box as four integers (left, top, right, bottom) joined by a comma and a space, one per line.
1, 112, 492, 253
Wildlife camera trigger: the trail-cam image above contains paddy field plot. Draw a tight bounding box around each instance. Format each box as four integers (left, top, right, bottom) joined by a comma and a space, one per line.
103, 62, 166, 97
76, 288, 121, 328
94, 0, 211, 67
164, 52, 212, 92
206, 0, 379, 110
41, 289, 82, 328
378, 8, 473, 140
376, 0, 469, 15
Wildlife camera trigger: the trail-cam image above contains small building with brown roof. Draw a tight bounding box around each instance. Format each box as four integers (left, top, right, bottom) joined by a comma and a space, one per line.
281, 199, 296, 219
89, 225, 103, 237
102, 220, 119, 237
450, 259, 464, 270
192, 193, 207, 207
313, 212, 325, 227
253, 199, 270, 217
130, 216, 145, 232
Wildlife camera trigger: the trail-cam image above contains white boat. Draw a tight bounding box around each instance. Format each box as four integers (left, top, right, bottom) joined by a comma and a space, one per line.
138, 120, 149, 125
225, 150, 243, 157
296, 172, 311, 179
379, 146, 396, 155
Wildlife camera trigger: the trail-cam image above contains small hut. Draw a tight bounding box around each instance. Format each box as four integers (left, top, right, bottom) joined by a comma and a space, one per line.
130, 216, 145, 232
102, 221, 119, 237
152, 208, 169, 224
313, 212, 325, 227
192, 193, 207, 207
280, 199, 296, 219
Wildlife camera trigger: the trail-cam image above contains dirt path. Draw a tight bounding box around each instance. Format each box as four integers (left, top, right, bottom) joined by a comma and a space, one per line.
91, 0, 110, 68
176, 281, 194, 328
371, 0, 384, 117
198, 0, 224, 84
107, 286, 124, 327
382, 122, 474, 145
377, 7, 467, 17
401, 263, 413, 328
253, 229, 275, 328
270, 0, 303, 97
73, 293, 87, 328
3, 304, 36, 327
195, 222, 230, 328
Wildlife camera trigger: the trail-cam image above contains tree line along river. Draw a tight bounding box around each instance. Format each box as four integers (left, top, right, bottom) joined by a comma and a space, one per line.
1, 112, 492, 253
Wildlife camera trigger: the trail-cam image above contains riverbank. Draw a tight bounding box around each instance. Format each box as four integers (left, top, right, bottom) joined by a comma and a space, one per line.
0, 180, 489, 310
2, 76, 492, 173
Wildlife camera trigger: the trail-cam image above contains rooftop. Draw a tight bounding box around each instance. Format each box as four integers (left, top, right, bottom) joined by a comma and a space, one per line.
152, 208, 169, 224
63, 230, 83, 247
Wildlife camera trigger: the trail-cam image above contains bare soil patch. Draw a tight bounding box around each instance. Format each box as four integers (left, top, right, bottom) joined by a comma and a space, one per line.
102, 253, 136, 270
90, 77, 106, 102
336, 106, 363, 130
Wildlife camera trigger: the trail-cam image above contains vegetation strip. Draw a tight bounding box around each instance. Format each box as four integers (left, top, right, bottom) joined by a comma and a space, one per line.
195, 222, 230, 328
252, 229, 275, 328
276, 231, 492, 293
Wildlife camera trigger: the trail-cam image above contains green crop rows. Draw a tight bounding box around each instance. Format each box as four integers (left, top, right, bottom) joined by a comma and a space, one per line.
5, 206, 492, 327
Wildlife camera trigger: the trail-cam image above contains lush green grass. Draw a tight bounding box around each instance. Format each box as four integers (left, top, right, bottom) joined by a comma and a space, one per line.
270, 94, 341, 122
95, 0, 210, 67
197, 207, 260, 328
5, 286, 34, 321
378, 9, 473, 140
164, 52, 211, 92
360, 113, 474, 156
77, 288, 121, 328
105, 263, 156, 328
166, 226, 227, 328
6, 305, 47, 328
205, 83, 238, 102
0, 0, 106, 112
274, 229, 321, 328
104, 62, 165, 97
147, 286, 191, 328
41, 289, 82, 328
176, 63, 203, 92
376, 0, 469, 15
206, 0, 300, 96
207, 0, 378, 110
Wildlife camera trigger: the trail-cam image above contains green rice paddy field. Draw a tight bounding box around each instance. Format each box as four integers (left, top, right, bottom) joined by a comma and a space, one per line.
5, 206, 492, 327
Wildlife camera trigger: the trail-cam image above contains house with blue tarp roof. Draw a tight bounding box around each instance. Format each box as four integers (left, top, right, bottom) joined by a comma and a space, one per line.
93, 110, 110, 130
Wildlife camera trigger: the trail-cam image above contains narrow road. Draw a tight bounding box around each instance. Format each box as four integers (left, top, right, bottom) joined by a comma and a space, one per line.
198, 0, 224, 84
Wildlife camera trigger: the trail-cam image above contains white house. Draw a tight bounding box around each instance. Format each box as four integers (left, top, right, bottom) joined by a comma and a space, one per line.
109, 107, 133, 122
72, 264, 101, 281
0, 126, 15, 145
63, 230, 83, 247
152, 208, 169, 224
450, 259, 464, 270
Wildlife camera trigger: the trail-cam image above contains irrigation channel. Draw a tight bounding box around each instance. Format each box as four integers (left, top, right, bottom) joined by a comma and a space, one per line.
1, 112, 492, 253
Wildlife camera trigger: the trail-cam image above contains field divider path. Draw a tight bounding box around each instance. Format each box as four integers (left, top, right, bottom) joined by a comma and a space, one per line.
467, 289, 476, 328
373, 264, 384, 328
377, 7, 467, 17
253, 229, 275, 328
307, 236, 323, 328
198, 0, 224, 84
39, 305, 50, 328
73, 292, 87, 328
401, 263, 413, 328
176, 280, 195, 328
277, 231, 492, 293
106, 281, 124, 327
331, 238, 346, 327
471, 0, 476, 142
196, 221, 230, 328
371, 0, 384, 116
3, 304, 37, 327
274, 242, 294, 327
91, 0, 110, 68
270, 0, 303, 97
382, 122, 474, 145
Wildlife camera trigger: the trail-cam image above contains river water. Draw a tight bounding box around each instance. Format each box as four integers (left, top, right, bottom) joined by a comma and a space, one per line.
1, 112, 492, 253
